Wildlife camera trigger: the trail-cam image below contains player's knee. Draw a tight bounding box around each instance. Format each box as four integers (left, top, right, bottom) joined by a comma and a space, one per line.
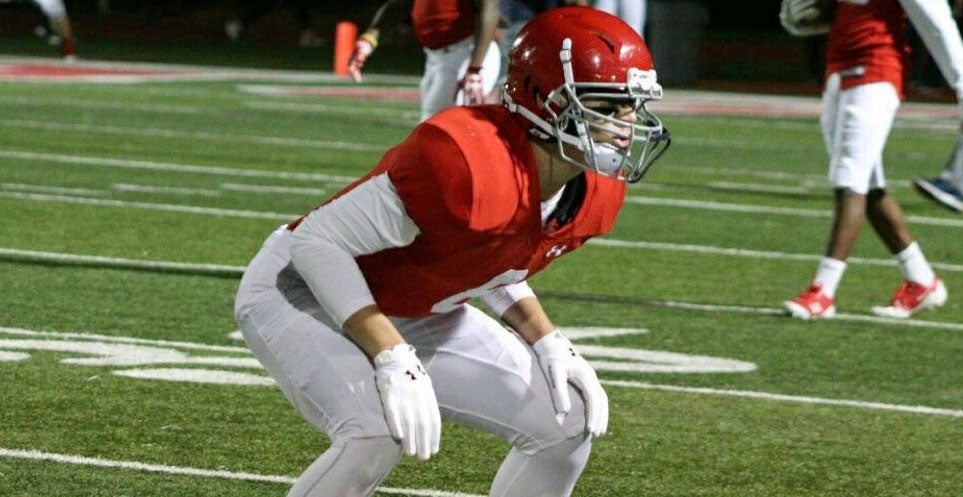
339, 436, 403, 481
522, 431, 593, 472
287, 436, 402, 497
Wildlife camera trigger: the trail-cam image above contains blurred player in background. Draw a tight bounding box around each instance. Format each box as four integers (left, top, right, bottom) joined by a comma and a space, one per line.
235, 7, 670, 496
224, 0, 324, 47
913, 139, 963, 211
1, 0, 77, 58
910, 0, 963, 211
594, 0, 647, 37
347, 0, 502, 121
780, 0, 962, 319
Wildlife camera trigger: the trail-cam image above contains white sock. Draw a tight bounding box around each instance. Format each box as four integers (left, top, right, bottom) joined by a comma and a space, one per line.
896, 241, 935, 285
813, 257, 847, 297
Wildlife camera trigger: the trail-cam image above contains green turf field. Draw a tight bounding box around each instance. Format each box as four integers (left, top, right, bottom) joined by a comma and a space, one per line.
0, 56, 960, 497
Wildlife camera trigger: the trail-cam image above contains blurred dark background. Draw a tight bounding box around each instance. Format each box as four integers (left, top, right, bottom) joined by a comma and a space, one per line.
0, 0, 912, 95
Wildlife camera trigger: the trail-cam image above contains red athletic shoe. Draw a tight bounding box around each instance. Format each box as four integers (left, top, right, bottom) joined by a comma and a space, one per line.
784, 284, 836, 319
871, 278, 947, 319
61, 38, 77, 60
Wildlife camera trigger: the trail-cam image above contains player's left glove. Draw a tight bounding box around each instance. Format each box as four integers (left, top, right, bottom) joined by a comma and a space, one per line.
457, 65, 486, 106
533, 330, 608, 437
374, 343, 441, 460
348, 30, 379, 83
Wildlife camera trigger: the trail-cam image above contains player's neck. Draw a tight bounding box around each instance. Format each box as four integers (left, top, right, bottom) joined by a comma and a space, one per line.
532, 140, 580, 201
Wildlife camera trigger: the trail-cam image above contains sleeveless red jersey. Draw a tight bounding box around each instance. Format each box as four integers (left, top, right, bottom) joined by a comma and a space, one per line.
294, 106, 626, 317
411, 0, 476, 49
825, 0, 911, 98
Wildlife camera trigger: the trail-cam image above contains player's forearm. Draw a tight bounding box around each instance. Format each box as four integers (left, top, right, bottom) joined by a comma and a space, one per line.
343, 305, 407, 358
500, 296, 557, 345
469, 0, 500, 67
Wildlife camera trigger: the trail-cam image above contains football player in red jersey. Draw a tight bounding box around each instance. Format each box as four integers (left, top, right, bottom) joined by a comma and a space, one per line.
782, 0, 962, 319
235, 7, 669, 496
348, 0, 502, 121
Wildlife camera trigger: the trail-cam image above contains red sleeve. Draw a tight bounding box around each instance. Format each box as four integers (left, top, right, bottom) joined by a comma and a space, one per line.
383, 117, 523, 234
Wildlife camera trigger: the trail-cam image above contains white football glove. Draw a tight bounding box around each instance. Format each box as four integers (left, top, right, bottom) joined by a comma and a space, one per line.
779, 0, 832, 37
373, 344, 441, 460
348, 32, 378, 83
457, 68, 486, 106
532, 330, 608, 437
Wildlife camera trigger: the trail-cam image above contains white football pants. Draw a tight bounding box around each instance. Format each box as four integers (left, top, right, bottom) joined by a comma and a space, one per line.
234, 227, 593, 497
419, 36, 501, 121
595, 0, 647, 36
821, 72, 900, 194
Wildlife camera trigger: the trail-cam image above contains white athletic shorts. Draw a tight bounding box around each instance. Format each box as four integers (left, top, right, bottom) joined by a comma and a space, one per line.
821, 72, 900, 195
32, 0, 66, 18
234, 227, 586, 450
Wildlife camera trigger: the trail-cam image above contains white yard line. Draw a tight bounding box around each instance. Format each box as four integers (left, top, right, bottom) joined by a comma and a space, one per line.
1, 326, 961, 418
1, 182, 106, 196
220, 182, 333, 196
112, 183, 220, 197
4, 186, 961, 230
625, 195, 963, 228
602, 381, 963, 418
0, 248, 246, 276
0, 95, 201, 114
0, 118, 385, 152
0, 149, 357, 182
0, 448, 482, 497
1, 247, 961, 331
0, 191, 292, 220
587, 239, 963, 273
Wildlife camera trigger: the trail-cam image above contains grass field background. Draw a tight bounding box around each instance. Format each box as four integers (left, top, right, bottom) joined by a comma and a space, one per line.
0, 55, 960, 497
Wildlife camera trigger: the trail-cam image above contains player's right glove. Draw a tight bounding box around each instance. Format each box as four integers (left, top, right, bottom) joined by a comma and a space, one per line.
457, 65, 486, 106
374, 343, 441, 460
533, 330, 609, 437
348, 30, 379, 83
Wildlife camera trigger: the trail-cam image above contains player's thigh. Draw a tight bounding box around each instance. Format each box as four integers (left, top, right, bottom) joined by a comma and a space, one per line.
400, 305, 586, 452
236, 233, 388, 442
823, 76, 898, 194
32, 0, 65, 17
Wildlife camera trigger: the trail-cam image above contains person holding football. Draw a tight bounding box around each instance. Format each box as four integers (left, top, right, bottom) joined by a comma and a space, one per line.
234, 7, 670, 496
781, 0, 963, 319
347, 0, 502, 121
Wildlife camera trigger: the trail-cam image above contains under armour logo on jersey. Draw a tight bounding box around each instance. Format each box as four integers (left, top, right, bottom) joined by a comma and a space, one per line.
545, 244, 568, 258
405, 364, 427, 381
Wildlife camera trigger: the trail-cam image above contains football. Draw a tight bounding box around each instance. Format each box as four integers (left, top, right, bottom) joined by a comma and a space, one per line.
780, 0, 836, 37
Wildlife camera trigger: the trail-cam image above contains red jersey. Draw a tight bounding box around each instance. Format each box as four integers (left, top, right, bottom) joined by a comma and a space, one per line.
294, 106, 625, 317
825, 0, 911, 99
411, 0, 476, 49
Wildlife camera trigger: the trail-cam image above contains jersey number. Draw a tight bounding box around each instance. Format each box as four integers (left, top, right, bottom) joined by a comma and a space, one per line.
431, 269, 529, 313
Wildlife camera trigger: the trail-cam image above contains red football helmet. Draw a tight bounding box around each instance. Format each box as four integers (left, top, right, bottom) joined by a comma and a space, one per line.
503, 6, 670, 183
